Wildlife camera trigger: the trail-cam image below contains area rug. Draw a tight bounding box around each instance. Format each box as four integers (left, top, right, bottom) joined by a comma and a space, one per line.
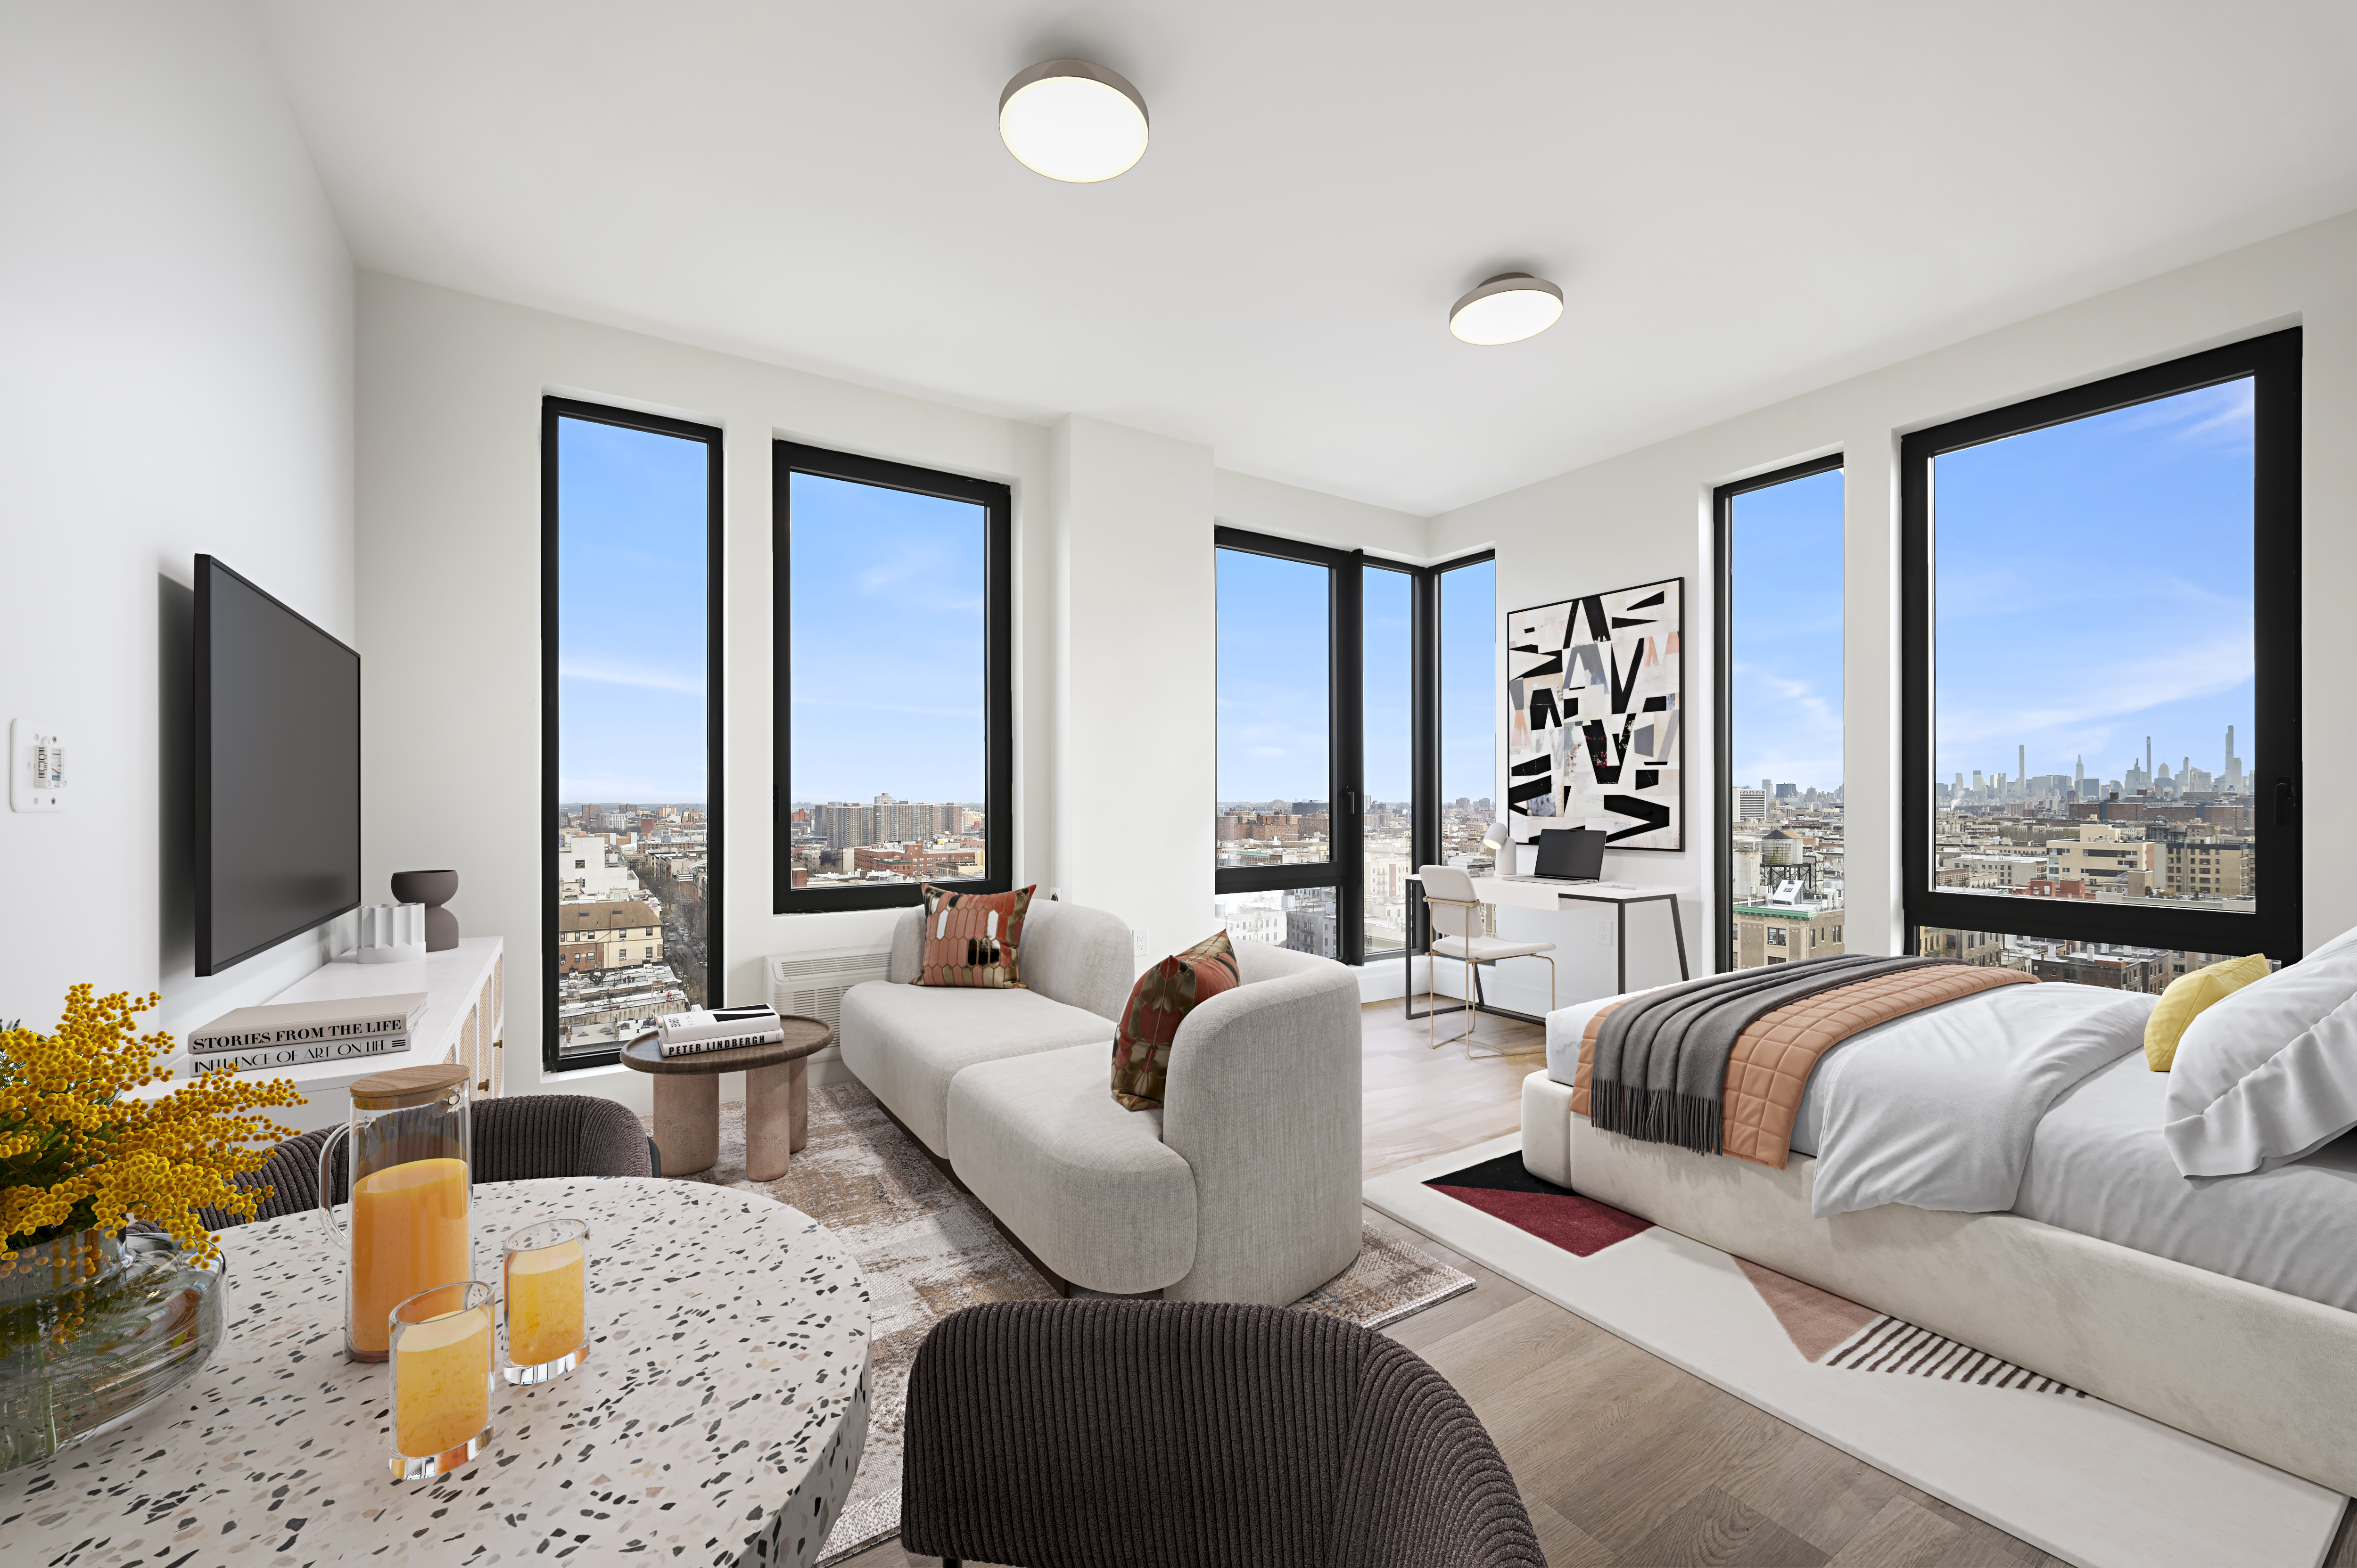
1367, 1133, 2346, 1568
651, 1083, 1474, 1563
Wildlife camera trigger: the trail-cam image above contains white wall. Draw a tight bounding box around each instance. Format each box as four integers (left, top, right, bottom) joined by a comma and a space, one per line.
356, 273, 1053, 1108
1430, 208, 2357, 972
0, 1, 354, 1039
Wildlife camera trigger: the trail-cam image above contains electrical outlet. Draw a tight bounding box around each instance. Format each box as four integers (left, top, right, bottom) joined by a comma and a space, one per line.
10, 720, 66, 812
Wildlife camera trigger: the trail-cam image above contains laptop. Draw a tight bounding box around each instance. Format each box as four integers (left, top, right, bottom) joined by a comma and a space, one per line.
1527, 826, 1606, 883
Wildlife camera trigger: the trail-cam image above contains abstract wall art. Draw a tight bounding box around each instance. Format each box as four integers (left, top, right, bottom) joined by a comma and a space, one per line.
1507, 578, 1684, 850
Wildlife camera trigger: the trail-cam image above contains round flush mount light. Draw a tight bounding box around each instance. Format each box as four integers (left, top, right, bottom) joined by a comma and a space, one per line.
1449, 272, 1565, 345
998, 59, 1150, 182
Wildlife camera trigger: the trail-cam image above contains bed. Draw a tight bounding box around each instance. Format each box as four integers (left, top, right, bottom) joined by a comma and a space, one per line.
1523, 978, 2357, 1497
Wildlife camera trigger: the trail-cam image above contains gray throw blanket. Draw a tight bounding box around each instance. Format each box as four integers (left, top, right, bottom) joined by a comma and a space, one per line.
1590, 955, 1947, 1154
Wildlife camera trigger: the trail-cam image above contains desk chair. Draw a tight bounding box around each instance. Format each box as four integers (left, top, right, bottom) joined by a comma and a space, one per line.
1417, 863, 1554, 1059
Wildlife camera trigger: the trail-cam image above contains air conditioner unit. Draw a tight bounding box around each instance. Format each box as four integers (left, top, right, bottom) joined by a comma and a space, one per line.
765, 944, 891, 1059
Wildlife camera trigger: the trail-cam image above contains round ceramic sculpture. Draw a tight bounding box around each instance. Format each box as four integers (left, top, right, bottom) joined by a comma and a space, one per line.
389, 869, 460, 952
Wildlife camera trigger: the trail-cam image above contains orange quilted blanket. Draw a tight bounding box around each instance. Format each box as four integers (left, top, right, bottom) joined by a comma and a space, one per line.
1569, 964, 2035, 1169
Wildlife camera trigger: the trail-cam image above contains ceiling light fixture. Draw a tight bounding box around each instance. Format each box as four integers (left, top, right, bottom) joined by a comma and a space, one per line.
1449, 272, 1564, 345
998, 59, 1150, 182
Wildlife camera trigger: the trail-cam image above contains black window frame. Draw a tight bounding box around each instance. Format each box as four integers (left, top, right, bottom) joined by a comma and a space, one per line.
773, 441, 1014, 914
1900, 327, 2302, 962
1713, 452, 1844, 974
1213, 529, 1496, 969
541, 396, 725, 1077
1414, 548, 1498, 960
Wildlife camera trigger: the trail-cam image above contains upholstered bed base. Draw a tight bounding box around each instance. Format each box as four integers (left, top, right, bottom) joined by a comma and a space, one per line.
1522, 1070, 2357, 1497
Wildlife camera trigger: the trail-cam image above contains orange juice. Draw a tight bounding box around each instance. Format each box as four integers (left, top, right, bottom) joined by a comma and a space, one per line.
350, 1158, 470, 1355
505, 1240, 586, 1366
394, 1306, 491, 1458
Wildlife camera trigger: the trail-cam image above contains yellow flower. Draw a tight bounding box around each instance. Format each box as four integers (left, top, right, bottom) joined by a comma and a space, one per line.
0, 985, 306, 1273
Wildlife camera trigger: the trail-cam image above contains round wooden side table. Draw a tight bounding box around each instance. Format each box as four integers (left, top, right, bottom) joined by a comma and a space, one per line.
622, 1018, 834, 1180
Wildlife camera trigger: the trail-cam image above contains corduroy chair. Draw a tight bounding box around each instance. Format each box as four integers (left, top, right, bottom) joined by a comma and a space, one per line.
901, 1298, 1544, 1568
214, 1093, 657, 1225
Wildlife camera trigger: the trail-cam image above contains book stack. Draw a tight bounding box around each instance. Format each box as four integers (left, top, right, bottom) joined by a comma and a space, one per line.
656, 1005, 785, 1058
187, 993, 428, 1074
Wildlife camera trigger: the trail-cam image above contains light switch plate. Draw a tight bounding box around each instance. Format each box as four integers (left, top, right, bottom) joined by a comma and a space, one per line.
10, 719, 66, 812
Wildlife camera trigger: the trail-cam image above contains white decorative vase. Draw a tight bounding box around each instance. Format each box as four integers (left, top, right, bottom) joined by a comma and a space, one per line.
356, 902, 427, 965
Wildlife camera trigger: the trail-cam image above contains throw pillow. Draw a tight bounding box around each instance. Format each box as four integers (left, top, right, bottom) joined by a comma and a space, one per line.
2142, 953, 2271, 1071
2163, 928, 2357, 1176
911, 884, 1036, 989
1110, 930, 1241, 1111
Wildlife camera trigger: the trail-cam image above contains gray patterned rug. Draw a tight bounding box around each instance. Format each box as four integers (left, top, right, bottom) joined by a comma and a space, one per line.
647, 1079, 1474, 1563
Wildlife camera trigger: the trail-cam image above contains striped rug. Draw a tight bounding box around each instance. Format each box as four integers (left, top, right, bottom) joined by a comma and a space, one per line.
1828, 1314, 2088, 1396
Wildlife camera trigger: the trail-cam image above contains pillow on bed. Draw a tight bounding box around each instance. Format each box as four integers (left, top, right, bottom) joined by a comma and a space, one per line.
2163, 928, 2357, 1176
2143, 953, 2271, 1071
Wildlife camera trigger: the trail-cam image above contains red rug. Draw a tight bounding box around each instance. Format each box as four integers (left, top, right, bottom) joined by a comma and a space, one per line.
1424, 1151, 1652, 1257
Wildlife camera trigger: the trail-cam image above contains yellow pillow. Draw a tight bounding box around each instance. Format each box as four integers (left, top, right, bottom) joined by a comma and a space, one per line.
2145, 954, 2272, 1071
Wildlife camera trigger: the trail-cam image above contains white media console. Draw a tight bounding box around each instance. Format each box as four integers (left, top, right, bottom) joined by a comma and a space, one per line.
164, 937, 505, 1133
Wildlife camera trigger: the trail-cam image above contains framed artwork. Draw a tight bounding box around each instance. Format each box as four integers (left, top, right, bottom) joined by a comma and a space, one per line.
1506, 577, 1684, 850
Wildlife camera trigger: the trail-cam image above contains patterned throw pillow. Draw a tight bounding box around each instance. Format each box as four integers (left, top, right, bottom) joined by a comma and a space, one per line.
912, 884, 1036, 989
1110, 931, 1241, 1111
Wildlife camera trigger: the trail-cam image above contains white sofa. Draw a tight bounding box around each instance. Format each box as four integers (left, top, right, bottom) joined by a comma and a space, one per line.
838, 905, 1365, 1306
839, 899, 1135, 1157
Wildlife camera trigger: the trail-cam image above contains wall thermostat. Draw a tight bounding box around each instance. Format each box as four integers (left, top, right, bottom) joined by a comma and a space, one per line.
10, 720, 66, 812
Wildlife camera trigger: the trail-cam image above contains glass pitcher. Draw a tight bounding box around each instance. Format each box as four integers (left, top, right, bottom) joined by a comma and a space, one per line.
317, 1064, 473, 1362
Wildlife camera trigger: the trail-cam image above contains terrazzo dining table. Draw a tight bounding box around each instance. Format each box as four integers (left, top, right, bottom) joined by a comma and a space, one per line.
0, 1177, 871, 1567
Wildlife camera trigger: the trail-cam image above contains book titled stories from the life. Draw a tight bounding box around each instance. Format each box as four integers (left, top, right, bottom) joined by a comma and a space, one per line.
190, 1033, 412, 1074
188, 993, 429, 1055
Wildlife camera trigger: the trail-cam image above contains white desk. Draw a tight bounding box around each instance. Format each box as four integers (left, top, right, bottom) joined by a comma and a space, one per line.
1470, 876, 1693, 996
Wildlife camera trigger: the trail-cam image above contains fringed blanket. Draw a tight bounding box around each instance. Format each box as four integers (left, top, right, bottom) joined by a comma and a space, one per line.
1568, 956, 2035, 1169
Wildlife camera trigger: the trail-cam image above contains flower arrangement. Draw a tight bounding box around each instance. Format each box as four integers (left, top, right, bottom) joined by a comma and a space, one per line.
0, 985, 306, 1282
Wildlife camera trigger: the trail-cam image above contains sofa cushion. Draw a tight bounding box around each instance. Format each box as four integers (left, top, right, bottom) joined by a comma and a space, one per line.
1111, 930, 1241, 1110
913, 883, 1036, 989
840, 980, 1116, 1157
948, 1042, 1198, 1295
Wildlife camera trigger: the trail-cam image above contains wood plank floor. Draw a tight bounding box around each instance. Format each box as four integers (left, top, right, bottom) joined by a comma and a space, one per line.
841, 997, 2355, 1568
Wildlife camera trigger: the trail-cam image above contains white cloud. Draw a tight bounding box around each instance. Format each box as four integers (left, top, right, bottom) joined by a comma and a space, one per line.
559, 658, 705, 694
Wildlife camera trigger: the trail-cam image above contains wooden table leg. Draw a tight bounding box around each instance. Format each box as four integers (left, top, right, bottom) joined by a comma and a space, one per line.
789, 1058, 808, 1154
654, 1074, 719, 1177
746, 1063, 791, 1182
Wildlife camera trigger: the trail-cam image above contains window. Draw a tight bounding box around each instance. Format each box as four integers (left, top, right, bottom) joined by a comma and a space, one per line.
774, 443, 1012, 912
542, 398, 722, 1072
1436, 556, 1498, 866
1903, 329, 2301, 977
1362, 563, 1415, 955
1715, 457, 1844, 972
1214, 532, 1352, 959
1212, 536, 1495, 968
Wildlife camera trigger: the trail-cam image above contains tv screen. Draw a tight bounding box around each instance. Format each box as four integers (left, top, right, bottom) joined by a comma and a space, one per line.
194, 555, 361, 976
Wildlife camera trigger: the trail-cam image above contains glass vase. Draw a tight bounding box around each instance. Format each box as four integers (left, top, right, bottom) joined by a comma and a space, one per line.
0, 1227, 227, 1472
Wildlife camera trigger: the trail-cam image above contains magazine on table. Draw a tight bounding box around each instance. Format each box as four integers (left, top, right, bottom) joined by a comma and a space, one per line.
656, 1005, 785, 1058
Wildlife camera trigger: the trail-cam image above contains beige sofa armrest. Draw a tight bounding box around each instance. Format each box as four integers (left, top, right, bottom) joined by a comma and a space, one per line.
1158, 944, 1364, 1303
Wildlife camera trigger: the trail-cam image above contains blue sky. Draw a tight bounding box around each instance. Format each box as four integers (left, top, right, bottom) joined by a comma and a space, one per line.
787, 471, 988, 804
1934, 378, 2253, 788
555, 417, 710, 804
1216, 550, 1497, 806
1730, 468, 1845, 793
1217, 549, 1330, 802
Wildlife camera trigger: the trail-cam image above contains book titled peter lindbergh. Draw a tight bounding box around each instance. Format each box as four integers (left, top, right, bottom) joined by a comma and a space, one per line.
187, 993, 429, 1074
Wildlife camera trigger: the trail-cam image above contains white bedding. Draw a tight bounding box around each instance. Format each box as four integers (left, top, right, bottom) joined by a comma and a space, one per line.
1544, 980, 2154, 1217
2018, 1051, 2357, 1312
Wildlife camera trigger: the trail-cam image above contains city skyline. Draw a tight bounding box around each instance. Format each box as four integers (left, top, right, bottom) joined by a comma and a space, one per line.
1935, 378, 2254, 789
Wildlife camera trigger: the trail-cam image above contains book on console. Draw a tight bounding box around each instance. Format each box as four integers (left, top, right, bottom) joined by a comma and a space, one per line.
188, 993, 429, 1056
190, 1033, 412, 1074
658, 1028, 787, 1058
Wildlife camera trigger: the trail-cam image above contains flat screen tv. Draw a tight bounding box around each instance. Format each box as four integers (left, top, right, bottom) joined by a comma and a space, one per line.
194, 555, 361, 976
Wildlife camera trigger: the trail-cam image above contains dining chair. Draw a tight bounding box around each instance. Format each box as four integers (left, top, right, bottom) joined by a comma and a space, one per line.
901, 1297, 1544, 1568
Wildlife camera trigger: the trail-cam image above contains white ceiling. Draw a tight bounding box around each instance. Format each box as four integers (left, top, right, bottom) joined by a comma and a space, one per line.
252, 1, 2357, 516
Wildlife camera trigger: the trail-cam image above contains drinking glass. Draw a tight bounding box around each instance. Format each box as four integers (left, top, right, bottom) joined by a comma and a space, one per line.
502, 1218, 588, 1384
388, 1280, 494, 1480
